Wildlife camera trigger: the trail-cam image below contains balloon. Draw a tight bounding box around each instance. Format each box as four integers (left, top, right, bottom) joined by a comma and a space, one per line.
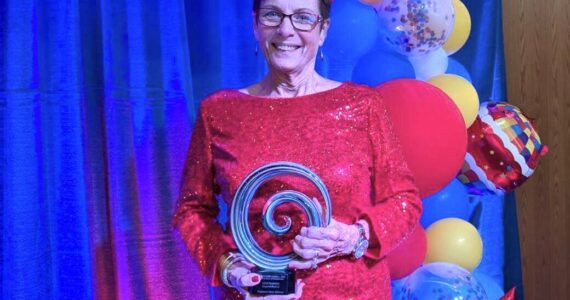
324, 0, 378, 80
386, 225, 427, 279
352, 49, 415, 85
376, 79, 467, 197
420, 179, 470, 228
447, 57, 472, 82
360, 0, 384, 6
425, 218, 483, 271
428, 74, 480, 127
391, 277, 407, 299
408, 47, 449, 81
501, 287, 516, 300
443, 0, 472, 55
473, 270, 505, 300
399, 262, 488, 299
458, 102, 548, 194
377, 0, 455, 56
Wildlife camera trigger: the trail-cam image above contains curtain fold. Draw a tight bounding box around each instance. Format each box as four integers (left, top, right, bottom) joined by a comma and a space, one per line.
1, 0, 519, 299
2, 0, 207, 299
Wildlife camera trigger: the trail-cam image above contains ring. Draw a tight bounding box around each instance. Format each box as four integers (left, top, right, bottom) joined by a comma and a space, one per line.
311, 257, 318, 270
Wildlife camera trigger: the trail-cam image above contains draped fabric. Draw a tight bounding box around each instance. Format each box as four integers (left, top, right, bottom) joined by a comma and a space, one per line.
0, 0, 520, 299
1, 0, 206, 299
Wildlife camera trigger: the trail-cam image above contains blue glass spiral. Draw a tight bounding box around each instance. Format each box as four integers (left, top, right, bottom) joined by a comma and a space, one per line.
230, 162, 332, 270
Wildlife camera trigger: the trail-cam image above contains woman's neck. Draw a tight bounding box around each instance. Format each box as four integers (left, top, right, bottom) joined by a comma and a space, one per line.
256, 69, 324, 98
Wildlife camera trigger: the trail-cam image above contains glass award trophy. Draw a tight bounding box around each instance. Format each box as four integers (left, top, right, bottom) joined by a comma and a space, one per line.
230, 162, 332, 296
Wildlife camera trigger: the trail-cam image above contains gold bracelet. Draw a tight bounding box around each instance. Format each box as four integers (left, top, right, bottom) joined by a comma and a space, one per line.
219, 252, 245, 287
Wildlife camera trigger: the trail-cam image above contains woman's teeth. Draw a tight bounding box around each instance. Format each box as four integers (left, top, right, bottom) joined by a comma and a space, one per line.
273, 43, 300, 51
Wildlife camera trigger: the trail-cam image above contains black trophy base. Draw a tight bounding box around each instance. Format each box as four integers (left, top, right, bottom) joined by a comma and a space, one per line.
248, 269, 295, 295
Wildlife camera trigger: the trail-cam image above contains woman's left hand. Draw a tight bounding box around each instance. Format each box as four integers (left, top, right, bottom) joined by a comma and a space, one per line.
288, 218, 360, 270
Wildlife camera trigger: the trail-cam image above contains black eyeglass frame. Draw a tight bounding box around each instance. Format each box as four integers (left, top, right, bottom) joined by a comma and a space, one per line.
255, 8, 323, 32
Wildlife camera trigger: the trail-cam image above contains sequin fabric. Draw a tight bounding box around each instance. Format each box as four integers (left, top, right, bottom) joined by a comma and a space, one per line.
173, 82, 422, 300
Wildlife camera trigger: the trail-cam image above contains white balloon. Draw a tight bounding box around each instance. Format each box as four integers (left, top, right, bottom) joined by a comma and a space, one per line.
408, 48, 449, 81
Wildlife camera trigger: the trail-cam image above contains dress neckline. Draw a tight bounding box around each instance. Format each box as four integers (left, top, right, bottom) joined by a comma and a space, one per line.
232, 82, 350, 100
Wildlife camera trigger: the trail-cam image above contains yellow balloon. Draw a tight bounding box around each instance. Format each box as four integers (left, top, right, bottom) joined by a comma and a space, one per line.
443, 0, 472, 55
425, 218, 483, 271
428, 74, 479, 127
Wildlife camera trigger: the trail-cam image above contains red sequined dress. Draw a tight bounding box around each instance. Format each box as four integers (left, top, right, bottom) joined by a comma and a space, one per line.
173, 82, 422, 300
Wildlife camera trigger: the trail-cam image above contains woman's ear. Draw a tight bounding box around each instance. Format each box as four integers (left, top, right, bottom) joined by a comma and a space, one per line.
319, 19, 331, 46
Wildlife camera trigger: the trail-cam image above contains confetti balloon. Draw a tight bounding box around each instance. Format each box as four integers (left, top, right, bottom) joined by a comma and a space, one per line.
472, 270, 505, 300
458, 102, 548, 194
398, 262, 488, 300
377, 0, 455, 56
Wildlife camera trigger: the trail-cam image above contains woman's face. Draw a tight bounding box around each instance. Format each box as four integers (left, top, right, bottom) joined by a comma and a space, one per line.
254, 0, 329, 74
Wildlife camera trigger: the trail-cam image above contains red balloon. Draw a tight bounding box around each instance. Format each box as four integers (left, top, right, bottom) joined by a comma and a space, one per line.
386, 224, 427, 279
375, 79, 467, 197
501, 287, 516, 300
458, 102, 548, 194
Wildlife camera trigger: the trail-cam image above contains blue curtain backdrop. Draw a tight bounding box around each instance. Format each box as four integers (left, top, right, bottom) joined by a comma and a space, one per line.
0, 0, 521, 299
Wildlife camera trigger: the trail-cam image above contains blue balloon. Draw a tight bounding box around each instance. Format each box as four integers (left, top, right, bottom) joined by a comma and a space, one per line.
391, 277, 409, 299
420, 179, 471, 228
447, 58, 473, 82
473, 270, 505, 300
324, 0, 378, 81
352, 49, 415, 86
399, 263, 488, 300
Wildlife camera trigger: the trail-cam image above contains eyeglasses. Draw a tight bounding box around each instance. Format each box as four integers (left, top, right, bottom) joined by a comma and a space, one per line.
257, 8, 322, 31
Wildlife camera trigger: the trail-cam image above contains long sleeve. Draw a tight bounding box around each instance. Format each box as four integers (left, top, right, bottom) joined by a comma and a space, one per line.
360, 92, 423, 260
173, 104, 235, 287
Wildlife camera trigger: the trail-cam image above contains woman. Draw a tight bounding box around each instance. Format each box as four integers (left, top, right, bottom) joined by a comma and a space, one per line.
173, 0, 422, 299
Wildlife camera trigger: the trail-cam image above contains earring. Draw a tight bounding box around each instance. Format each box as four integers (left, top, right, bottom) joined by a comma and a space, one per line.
255, 45, 259, 56
320, 47, 324, 60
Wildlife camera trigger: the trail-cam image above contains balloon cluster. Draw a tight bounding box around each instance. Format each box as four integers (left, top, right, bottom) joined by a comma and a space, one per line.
340, 0, 548, 297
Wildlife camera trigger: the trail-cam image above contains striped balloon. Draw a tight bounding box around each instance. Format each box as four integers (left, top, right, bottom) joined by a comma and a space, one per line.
458, 102, 548, 194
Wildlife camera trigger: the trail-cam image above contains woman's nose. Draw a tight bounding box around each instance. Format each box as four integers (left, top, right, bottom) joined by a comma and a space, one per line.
278, 16, 296, 36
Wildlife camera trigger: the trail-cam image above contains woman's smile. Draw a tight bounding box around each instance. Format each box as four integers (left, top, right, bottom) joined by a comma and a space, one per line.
272, 42, 302, 52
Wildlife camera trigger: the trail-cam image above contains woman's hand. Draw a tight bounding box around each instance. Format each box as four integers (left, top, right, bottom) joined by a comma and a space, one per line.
288, 219, 361, 270
227, 260, 305, 299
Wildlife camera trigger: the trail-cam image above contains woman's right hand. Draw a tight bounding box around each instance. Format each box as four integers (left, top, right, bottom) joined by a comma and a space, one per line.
227, 261, 305, 300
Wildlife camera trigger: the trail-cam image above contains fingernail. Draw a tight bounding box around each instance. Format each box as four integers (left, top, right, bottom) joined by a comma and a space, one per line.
252, 275, 260, 283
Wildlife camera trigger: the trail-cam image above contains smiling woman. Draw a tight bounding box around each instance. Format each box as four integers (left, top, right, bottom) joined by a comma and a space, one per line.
244, 0, 338, 97
173, 0, 422, 299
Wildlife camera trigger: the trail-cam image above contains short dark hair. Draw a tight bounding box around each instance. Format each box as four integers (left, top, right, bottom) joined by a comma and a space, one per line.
253, 0, 332, 20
